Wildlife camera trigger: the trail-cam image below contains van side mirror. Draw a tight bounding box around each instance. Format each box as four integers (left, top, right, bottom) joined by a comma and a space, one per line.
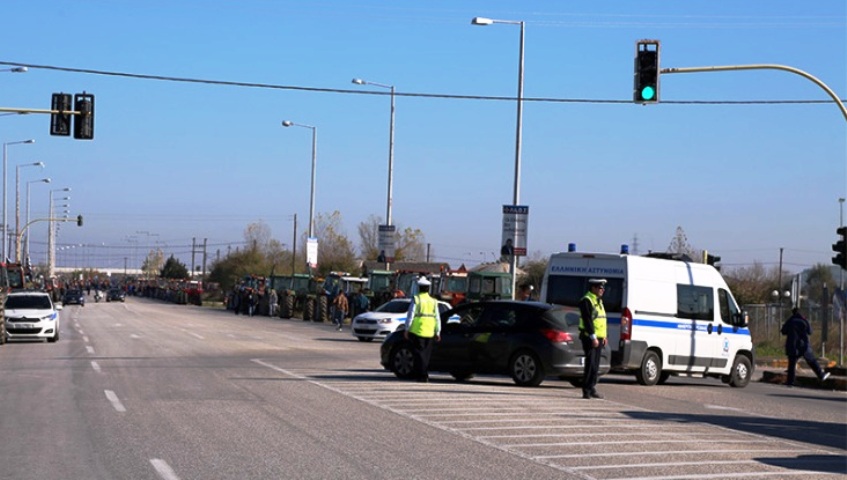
733, 311, 749, 328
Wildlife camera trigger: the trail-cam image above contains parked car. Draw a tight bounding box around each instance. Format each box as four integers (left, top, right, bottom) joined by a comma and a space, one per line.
380, 300, 610, 387
62, 289, 85, 307
351, 298, 451, 342
106, 288, 126, 302
4, 290, 62, 343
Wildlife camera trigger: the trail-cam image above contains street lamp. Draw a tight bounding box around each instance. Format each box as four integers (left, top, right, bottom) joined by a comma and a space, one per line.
48, 187, 70, 277
15, 161, 44, 261
24, 177, 50, 263
351, 78, 396, 264
472, 16, 525, 299
281, 120, 318, 240
3, 138, 35, 260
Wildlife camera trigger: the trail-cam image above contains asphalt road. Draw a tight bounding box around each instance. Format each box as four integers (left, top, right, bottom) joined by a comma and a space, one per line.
0, 297, 844, 480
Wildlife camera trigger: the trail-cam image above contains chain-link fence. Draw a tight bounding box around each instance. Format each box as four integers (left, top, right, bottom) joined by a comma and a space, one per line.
745, 303, 845, 364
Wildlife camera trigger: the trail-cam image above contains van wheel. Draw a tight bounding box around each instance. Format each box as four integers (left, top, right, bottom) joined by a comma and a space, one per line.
729, 355, 751, 388
636, 350, 661, 386
509, 349, 545, 387
657, 372, 671, 385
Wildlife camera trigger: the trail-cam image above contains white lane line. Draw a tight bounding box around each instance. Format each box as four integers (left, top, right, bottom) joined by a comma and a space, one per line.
535, 448, 809, 460
186, 331, 204, 340
83, 335, 89, 343
130, 334, 141, 339
77, 329, 84, 335
150, 458, 181, 480
704, 404, 745, 412
86, 346, 95, 354
91, 361, 102, 374
104, 390, 126, 412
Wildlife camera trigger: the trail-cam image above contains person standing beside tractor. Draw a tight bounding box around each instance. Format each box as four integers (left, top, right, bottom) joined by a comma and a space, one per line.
333, 290, 348, 331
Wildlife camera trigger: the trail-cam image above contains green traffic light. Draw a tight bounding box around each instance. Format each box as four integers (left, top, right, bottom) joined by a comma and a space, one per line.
641, 86, 656, 101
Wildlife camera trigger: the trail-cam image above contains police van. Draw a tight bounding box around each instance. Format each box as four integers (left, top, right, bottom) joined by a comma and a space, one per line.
540, 248, 754, 387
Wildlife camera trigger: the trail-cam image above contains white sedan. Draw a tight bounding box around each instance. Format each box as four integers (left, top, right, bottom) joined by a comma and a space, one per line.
351, 298, 452, 342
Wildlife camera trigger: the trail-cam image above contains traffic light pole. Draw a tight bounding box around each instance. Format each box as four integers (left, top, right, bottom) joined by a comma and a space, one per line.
661, 64, 847, 122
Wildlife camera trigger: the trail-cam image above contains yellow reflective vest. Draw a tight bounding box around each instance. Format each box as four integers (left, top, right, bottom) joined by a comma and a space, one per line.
579, 291, 607, 339
408, 292, 439, 338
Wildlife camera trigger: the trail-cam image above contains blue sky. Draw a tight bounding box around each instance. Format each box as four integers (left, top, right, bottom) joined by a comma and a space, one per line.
1, 1, 844, 274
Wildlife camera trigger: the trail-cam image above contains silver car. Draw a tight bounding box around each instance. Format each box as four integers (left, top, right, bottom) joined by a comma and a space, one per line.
351, 298, 451, 342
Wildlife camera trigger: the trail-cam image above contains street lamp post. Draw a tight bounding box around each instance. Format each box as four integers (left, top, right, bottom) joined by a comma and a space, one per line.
24, 177, 50, 263
472, 16, 525, 299
3, 139, 35, 260
48, 187, 70, 277
352, 78, 396, 269
281, 120, 318, 240
15, 161, 44, 261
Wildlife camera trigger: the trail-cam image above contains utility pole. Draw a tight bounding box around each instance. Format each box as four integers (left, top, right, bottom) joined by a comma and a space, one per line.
202, 238, 207, 281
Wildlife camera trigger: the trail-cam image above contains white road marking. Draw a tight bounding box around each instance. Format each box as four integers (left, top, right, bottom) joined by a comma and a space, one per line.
150, 459, 181, 480
82, 335, 89, 343
104, 390, 126, 412
86, 346, 95, 354
91, 361, 101, 373
704, 404, 745, 412
131, 334, 141, 339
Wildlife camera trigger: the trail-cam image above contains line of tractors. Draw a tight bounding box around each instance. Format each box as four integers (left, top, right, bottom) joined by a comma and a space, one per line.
227, 262, 515, 322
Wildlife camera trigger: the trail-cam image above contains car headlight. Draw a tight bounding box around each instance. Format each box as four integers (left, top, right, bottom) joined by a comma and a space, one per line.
378, 318, 396, 324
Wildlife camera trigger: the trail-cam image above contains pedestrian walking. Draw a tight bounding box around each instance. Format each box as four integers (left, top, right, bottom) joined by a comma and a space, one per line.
268, 288, 278, 317
781, 307, 830, 386
404, 277, 440, 382
579, 278, 607, 399
333, 290, 348, 331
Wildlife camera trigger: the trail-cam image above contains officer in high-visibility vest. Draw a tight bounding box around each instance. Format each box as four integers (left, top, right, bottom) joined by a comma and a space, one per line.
579, 278, 607, 399
404, 276, 441, 383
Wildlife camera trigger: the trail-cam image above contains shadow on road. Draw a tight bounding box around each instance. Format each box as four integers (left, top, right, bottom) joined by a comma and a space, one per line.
623, 410, 847, 469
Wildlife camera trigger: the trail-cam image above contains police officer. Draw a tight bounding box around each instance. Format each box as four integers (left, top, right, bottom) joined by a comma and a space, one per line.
579, 278, 607, 399
404, 277, 440, 383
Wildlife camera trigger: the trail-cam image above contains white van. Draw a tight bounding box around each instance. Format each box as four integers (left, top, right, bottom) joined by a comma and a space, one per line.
540, 250, 754, 387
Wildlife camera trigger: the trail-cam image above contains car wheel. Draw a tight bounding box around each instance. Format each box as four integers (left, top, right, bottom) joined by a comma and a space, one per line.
636, 350, 661, 386
729, 355, 752, 388
450, 372, 474, 382
48, 329, 59, 343
390, 344, 416, 379
509, 349, 545, 387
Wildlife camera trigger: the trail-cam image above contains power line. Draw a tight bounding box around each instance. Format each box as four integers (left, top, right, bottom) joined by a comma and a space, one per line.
1, 61, 843, 106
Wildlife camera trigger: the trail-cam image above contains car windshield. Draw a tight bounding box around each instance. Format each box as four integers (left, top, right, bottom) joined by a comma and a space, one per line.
375, 300, 410, 314
6, 295, 52, 310
66, 290, 81, 296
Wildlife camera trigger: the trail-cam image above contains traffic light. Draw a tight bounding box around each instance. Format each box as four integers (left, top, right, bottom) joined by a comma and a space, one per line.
50, 93, 72, 136
833, 227, 847, 269
73, 92, 94, 140
703, 250, 722, 271
76, 215, 83, 227
634, 40, 660, 104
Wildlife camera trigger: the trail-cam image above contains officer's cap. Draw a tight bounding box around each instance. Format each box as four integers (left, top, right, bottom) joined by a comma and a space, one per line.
417, 277, 431, 286
588, 278, 607, 286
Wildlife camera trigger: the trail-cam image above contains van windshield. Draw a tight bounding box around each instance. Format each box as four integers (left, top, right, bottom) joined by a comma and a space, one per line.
544, 276, 623, 312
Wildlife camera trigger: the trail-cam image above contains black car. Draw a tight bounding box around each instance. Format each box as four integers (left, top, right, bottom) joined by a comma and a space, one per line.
62, 289, 85, 307
106, 288, 126, 302
380, 300, 610, 387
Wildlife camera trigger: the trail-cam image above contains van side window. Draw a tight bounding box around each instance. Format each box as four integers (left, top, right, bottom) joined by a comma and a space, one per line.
676, 284, 713, 320
718, 288, 738, 325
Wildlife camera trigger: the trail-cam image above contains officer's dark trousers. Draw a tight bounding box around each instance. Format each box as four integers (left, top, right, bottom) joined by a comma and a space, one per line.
581, 337, 603, 394
787, 347, 824, 385
409, 332, 434, 380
